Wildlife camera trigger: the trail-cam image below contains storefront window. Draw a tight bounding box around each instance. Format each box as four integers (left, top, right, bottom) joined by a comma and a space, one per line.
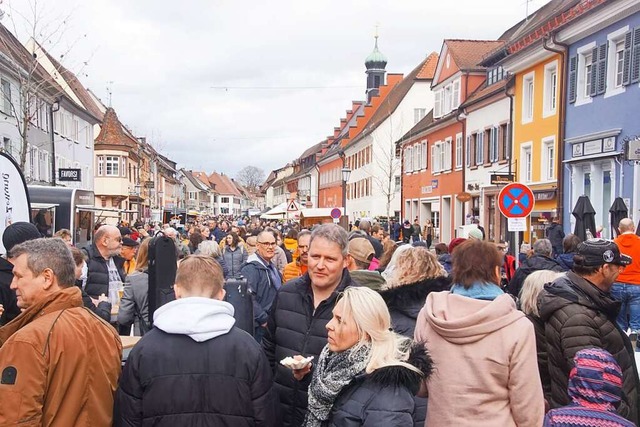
584, 173, 591, 197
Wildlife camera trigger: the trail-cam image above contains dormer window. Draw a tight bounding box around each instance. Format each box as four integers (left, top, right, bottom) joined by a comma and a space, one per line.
486, 66, 506, 86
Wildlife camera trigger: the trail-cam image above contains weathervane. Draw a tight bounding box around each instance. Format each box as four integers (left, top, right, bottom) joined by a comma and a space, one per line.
106, 81, 114, 107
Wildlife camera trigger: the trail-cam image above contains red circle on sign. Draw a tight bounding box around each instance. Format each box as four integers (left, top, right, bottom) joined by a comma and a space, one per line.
330, 208, 342, 219
498, 183, 535, 218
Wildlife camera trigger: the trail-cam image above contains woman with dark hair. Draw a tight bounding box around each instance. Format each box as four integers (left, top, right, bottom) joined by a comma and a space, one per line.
189, 232, 204, 254
376, 240, 398, 273
556, 233, 581, 271
222, 232, 248, 278
415, 239, 544, 426
118, 238, 151, 335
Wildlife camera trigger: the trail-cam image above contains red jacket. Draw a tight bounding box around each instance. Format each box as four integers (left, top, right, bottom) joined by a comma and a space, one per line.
615, 233, 640, 285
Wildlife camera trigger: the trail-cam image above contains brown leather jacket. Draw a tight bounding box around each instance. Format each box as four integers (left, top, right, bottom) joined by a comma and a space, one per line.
0, 287, 122, 426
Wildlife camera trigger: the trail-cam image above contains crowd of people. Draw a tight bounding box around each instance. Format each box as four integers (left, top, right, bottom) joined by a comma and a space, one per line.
0, 214, 639, 426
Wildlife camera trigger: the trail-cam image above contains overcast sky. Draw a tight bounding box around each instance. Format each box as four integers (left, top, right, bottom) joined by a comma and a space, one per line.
6, 0, 547, 178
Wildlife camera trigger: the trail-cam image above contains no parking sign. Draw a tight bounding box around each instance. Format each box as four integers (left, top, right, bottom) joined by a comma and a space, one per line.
498, 183, 534, 218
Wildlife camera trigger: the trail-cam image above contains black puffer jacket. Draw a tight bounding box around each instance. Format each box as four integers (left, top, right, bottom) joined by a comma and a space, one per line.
378, 276, 450, 427
262, 270, 356, 427
539, 272, 640, 425
526, 313, 551, 402
325, 344, 434, 427
83, 244, 126, 297
0, 257, 20, 325
508, 254, 563, 296
378, 276, 451, 337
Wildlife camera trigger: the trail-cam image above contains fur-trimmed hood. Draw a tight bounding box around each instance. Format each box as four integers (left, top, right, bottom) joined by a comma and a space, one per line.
367, 343, 434, 394
379, 276, 451, 311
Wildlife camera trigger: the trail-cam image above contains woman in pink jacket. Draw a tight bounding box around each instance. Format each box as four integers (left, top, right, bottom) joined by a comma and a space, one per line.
414, 239, 544, 427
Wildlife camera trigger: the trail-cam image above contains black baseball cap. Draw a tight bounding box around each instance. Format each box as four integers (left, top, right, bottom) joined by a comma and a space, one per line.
575, 239, 632, 267
122, 237, 139, 247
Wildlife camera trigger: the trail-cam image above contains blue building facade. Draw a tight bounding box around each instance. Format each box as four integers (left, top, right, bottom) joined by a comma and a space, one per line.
563, 9, 640, 238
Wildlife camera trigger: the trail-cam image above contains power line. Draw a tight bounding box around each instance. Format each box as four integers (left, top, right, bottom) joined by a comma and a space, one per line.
210, 85, 360, 90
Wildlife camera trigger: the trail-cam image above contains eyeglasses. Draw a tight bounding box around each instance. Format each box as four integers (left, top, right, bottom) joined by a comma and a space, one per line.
257, 241, 277, 247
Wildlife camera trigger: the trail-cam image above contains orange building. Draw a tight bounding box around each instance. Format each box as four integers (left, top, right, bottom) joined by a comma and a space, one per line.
399, 40, 504, 244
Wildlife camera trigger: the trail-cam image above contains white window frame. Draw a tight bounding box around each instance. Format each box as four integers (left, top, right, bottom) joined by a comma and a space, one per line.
431, 144, 440, 174
455, 133, 463, 169
434, 90, 442, 118
543, 60, 558, 118
605, 26, 629, 98
576, 42, 596, 106
421, 141, 427, 169
414, 108, 426, 124
521, 71, 535, 124
105, 156, 119, 176
443, 137, 452, 171
414, 143, 421, 171
476, 132, 484, 166
520, 142, 533, 183
541, 136, 556, 182
452, 79, 460, 109
489, 127, 499, 163
73, 117, 79, 143
97, 156, 104, 176
0, 78, 11, 115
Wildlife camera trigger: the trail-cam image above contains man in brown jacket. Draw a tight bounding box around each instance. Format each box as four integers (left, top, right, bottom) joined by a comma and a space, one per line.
0, 238, 122, 426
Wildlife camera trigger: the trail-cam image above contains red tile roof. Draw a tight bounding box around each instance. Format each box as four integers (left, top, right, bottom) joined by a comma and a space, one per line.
445, 40, 506, 71
94, 108, 138, 149
416, 52, 439, 79
208, 172, 241, 196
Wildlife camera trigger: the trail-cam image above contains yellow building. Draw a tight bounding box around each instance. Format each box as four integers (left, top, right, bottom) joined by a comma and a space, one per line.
501, 49, 563, 242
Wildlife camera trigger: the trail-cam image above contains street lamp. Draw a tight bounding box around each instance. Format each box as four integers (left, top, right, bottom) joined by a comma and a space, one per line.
341, 166, 351, 219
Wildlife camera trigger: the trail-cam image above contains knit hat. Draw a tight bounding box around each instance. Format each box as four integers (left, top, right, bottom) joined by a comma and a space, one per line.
2, 222, 41, 254
468, 228, 483, 240
568, 348, 623, 411
448, 237, 466, 254
348, 238, 375, 263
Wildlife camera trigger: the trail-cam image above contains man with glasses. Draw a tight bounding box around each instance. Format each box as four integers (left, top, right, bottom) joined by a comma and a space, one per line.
240, 230, 283, 343
283, 230, 311, 282
84, 225, 126, 300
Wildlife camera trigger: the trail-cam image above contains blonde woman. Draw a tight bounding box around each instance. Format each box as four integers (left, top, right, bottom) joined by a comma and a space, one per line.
519, 269, 564, 402
302, 287, 433, 427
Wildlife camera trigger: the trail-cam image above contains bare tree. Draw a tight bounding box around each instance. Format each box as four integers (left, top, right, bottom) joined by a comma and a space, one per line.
0, 1, 83, 170
236, 165, 265, 192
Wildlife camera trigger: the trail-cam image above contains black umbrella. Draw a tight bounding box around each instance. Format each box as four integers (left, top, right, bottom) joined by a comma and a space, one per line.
572, 195, 597, 242
609, 197, 628, 238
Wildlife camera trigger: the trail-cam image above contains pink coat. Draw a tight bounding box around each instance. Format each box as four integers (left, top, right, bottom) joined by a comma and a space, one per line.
415, 292, 544, 427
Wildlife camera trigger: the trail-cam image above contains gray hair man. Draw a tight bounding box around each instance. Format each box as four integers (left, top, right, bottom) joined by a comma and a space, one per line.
0, 238, 121, 425
262, 224, 358, 427
507, 238, 564, 296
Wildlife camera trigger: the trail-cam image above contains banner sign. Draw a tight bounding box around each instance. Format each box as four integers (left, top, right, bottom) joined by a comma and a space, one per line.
0, 152, 31, 254
58, 168, 81, 182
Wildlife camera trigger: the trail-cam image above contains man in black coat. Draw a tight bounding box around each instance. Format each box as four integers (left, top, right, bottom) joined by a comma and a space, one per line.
115, 255, 279, 426
539, 239, 639, 425
262, 224, 357, 427
546, 217, 565, 258
84, 225, 126, 298
508, 238, 564, 296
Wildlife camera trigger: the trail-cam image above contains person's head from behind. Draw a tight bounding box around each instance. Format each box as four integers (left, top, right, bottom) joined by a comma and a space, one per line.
2, 221, 41, 256
308, 224, 349, 291
164, 227, 178, 240
562, 234, 581, 254
135, 238, 151, 271
54, 229, 73, 246
519, 270, 564, 317
568, 348, 623, 410
94, 225, 123, 258
618, 217, 635, 234
452, 240, 502, 288
359, 220, 371, 234
377, 240, 398, 270
387, 247, 445, 288
198, 240, 221, 258
245, 235, 258, 255
347, 237, 375, 271
8, 238, 76, 309
326, 287, 424, 375
69, 246, 87, 280
297, 230, 311, 265
174, 255, 224, 300
532, 239, 553, 257
434, 243, 448, 256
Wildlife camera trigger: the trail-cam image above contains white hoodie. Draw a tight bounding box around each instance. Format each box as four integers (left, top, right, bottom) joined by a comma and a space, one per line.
153, 297, 236, 342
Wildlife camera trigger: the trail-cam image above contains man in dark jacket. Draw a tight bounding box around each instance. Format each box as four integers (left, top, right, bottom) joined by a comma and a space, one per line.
115, 255, 279, 426
84, 225, 126, 298
546, 217, 565, 258
358, 219, 383, 259
240, 230, 283, 342
539, 239, 639, 425
508, 238, 563, 296
1, 222, 41, 325
262, 223, 356, 427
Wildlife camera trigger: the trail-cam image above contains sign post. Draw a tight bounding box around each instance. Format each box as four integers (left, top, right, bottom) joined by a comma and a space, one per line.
498, 183, 535, 269
330, 207, 342, 225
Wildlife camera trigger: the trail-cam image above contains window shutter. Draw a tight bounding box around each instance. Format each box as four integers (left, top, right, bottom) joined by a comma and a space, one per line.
431, 145, 437, 173
589, 47, 598, 97
568, 56, 577, 103
434, 91, 442, 117
466, 135, 471, 167
622, 30, 633, 86
632, 27, 640, 84
596, 43, 607, 95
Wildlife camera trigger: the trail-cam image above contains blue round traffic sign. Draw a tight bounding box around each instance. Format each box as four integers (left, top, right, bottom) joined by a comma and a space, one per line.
330, 208, 342, 219
498, 183, 535, 218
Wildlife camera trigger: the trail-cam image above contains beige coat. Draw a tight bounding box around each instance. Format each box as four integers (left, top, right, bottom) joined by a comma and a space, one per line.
415, 292, 543, 427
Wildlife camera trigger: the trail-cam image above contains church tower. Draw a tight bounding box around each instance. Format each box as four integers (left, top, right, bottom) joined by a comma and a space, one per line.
365, 35, 387, 103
